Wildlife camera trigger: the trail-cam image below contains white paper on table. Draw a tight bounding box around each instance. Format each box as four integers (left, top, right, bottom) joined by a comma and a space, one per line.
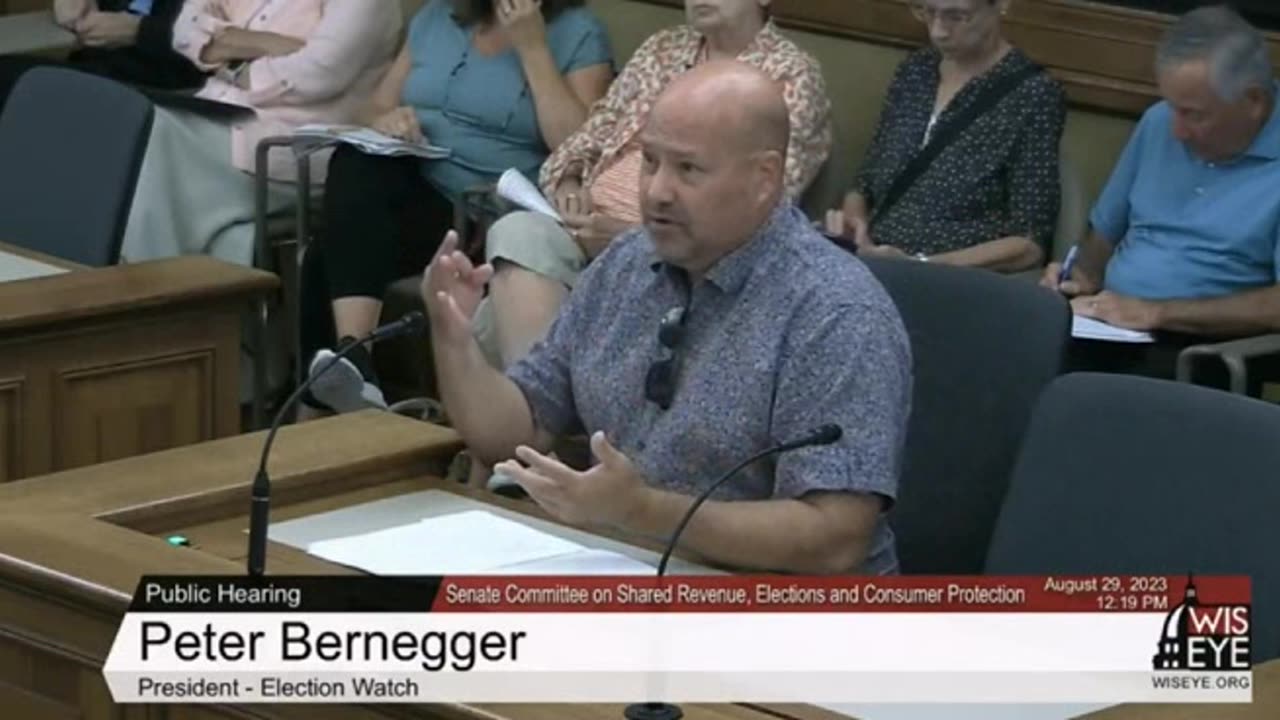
497, 168, 562, 222
306, 510, 585, 575
483, 549, 655, 576
1072, 315, 1155, 343
0, 250, 69, 283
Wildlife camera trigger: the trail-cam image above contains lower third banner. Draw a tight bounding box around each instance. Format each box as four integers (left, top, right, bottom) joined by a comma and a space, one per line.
101, 574, 1254, 704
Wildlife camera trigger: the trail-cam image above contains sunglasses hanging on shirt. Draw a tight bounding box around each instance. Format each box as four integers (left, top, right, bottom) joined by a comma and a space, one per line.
644, 305, 687, 410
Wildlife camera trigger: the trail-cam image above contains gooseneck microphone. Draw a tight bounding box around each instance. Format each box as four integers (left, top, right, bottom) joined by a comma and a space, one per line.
623, 425, 843, 720
247, 311, 427, 578
656, 424, 843, 576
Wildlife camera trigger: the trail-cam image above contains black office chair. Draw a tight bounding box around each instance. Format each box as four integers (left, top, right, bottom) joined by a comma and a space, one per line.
860, 258, 1071, 574
986, 373, 1280, 662
0, 67, 153, 266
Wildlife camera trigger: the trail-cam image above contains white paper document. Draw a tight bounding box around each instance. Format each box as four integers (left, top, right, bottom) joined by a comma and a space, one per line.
292, 124, 450, 160
497, 168, 561, 221
1071, 315, 1155, 344
306, 510, 649, 575
0, 249, 69, 283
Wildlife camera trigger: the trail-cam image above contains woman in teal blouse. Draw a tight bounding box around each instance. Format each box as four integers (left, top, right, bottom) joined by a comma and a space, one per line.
300, 0, 613, 414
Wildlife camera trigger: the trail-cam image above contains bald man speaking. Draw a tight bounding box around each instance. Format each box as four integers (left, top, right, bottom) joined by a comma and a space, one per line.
422, 61, 911, 574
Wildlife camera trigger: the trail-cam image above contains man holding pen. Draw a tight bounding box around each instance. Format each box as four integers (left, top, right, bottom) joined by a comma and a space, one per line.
1041, 6, 1280, 389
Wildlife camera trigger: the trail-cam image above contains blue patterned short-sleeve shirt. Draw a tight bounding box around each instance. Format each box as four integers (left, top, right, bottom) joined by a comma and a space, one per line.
507, 203, 913, 574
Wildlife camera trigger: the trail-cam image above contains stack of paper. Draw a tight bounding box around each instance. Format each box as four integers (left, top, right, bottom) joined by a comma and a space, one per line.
292, 124, 450, 160
497, 168, 562, 221
1071, 315, 1155, 343
306, 510, 653, 576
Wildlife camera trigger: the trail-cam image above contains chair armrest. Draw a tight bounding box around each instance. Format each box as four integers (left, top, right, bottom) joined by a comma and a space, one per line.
253, 136, 316, 272
1176, 334, 1280, 395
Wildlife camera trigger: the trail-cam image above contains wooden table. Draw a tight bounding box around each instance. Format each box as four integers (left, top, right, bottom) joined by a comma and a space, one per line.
0, 249, 277, 481
0, 411, 1273, 720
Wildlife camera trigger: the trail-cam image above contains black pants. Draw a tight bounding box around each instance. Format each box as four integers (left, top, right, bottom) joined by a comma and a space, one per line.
299, 146, 455, 363
1067, 334, 1280, 397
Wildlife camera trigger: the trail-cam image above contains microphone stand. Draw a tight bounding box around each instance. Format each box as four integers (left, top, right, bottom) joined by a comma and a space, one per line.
624, 425, 842, 720
247, 312, 425, 579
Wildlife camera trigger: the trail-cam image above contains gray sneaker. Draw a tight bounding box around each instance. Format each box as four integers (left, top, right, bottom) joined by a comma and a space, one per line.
308, 350, 387, 413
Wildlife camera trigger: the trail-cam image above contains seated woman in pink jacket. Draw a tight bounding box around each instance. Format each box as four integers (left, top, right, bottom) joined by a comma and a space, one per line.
119, 0, 401, 267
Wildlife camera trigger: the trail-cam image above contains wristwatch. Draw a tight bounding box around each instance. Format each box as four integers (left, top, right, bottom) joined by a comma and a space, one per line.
915, 253, 929, 262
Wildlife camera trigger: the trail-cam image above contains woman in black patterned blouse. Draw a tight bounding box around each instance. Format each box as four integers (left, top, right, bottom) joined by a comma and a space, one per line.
825, 0, 1066, 272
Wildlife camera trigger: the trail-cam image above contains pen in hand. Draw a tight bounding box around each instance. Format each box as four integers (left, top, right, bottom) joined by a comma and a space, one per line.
1058, 245, 1079, 285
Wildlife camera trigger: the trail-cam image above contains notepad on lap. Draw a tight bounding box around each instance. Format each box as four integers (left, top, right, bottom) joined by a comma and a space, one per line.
497, 168, 562, 222
307, 510, 590, 575
1072, 315, 1155, 343
292, 124, 450, 160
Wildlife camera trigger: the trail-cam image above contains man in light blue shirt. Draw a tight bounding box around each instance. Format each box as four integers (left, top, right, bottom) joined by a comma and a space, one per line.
1043, 6, 1280, 343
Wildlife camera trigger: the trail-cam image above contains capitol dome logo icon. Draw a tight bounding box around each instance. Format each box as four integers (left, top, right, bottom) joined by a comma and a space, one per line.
1152, 575, 1251, 672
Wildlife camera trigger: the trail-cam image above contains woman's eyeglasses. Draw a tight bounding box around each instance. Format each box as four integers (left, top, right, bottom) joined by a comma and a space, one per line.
644, 306, 687, 410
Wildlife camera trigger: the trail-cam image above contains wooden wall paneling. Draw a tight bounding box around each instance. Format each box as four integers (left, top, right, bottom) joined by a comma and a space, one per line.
53, 350, 215, 471
79, 662, 125, 720
0, 577, 134, 720
635, 0, 1280, 116
0, 637, 129, 720
0, 681, 81, 720
0, 376, 22, 482
0, 358, 50, 480
0, 256, 275, 481
0, 303, 244, 479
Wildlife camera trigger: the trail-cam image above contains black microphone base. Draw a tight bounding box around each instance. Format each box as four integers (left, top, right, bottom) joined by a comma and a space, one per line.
623, 703, 683, 720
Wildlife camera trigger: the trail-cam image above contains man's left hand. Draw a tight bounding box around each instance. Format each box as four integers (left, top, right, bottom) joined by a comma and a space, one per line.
1072, 291, 1162, 331
495, 432, 649, 528
75, 11, 141, 49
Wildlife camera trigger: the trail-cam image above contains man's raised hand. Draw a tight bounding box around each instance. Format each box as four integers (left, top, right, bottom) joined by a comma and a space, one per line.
421, 231, 494, 344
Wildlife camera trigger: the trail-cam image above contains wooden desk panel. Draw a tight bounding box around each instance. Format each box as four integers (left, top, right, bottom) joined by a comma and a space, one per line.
0, 412, 1274, 720
0, 254, 277, 481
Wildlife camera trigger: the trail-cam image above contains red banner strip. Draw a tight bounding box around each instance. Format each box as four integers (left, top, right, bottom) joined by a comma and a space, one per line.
429, 575, 1249, 613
